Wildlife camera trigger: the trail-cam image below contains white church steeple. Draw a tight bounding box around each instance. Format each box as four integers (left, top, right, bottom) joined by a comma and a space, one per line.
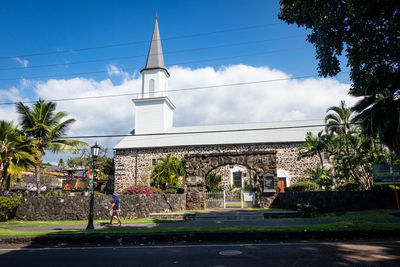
133, 17, 175, 134
140, 16, 169, 99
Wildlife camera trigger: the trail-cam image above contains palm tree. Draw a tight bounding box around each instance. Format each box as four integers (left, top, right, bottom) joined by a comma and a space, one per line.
150, 154, 186, 190
0, 121, 36, 191
325, 100, 355, 135
16, 99, 86, 194
353, 91, 400, 155
298, 131, 329, 165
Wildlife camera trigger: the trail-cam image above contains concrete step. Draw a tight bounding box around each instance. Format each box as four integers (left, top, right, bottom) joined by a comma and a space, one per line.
195, 212, 265, 221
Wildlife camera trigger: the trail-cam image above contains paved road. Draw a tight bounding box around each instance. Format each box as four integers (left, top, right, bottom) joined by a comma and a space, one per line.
1, 240, 399, 266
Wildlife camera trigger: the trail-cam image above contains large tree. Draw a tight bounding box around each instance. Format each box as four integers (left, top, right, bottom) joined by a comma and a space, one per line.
16, 100, 86, 194
0, 120, 35, 192
279, 0, 400, 154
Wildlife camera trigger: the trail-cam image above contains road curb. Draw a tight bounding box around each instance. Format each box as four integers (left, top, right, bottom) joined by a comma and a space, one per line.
1, 230, 400, 246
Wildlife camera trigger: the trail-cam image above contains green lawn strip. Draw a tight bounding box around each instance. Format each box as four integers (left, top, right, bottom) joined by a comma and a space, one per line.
271, 209, 400, 222
169, 208, 288, 213
0, 218, 176, 228
1, 221, 400, 238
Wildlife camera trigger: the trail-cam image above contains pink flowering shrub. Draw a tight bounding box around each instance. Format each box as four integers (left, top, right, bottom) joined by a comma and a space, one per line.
122, 185, 162, 195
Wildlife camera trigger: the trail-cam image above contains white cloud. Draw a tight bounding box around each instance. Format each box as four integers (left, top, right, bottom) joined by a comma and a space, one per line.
0, 64, 358, 162
13, 57, 29, 68
107, 64, 130, 79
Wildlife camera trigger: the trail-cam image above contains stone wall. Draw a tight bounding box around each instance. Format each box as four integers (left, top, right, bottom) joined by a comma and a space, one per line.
185, 181, 206, 210
15, 194, 186, 221
114, 143, 318, 193
277, 191, 398, 212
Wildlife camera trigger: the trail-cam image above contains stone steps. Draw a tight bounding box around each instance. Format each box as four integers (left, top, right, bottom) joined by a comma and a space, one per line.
149, 213, 196, 221
195, 212, 265, 221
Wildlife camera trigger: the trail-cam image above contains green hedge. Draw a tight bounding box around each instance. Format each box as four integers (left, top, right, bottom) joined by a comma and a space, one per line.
286, 181, 319, 192
0, 196, 21, 221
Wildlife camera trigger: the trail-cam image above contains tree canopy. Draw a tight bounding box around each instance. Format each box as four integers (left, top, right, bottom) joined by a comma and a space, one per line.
279, 0, 400, 153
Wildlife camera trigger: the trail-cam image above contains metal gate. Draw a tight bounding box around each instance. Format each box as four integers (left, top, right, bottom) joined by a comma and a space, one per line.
205, 190, 256, 208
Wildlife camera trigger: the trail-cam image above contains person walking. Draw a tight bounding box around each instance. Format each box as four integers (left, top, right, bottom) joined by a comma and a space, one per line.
109, 193, 122, 226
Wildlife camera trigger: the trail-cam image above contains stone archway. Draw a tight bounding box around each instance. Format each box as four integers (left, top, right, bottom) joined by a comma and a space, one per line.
184, 151, 277, 209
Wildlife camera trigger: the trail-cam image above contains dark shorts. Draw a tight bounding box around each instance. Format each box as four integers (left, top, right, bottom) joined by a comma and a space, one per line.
112, 210, 120, 217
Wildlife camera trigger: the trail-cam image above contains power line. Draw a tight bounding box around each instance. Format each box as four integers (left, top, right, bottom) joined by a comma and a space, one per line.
0, 35, 303, 71
59, 122, 355, 140
0, 73, 330, 106
0, 22, 285, 60
0, 47, 307, 81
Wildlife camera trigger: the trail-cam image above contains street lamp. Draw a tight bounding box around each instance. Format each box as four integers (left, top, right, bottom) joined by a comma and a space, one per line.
86, 142, 100, 230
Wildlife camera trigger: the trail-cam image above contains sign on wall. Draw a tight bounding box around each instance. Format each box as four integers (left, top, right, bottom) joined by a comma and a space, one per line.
373, 164, 400, 183
263, 175, 275, 192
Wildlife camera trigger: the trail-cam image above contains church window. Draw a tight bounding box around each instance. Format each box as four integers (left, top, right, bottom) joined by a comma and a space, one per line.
151, 158, 157, 166
149, 79, 155, 97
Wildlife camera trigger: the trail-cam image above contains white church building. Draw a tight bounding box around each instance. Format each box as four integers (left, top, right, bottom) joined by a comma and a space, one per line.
113, 18, 322, 193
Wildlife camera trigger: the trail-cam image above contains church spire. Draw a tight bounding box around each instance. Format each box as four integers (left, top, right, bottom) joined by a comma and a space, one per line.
141, 16, 168, 73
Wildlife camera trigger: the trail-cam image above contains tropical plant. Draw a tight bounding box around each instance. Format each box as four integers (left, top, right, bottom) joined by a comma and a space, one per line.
150, 154, 186, 190
353, 92, 400, 155
298, 131, 329, 165
303, 164, 333, 190
325, 100, 354, 135
0, 121, 36, 192
297, 202, 318, 218
205, 172, 222, 192
16, 99, 87, 194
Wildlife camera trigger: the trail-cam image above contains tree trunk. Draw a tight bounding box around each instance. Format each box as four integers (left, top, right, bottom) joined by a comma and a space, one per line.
1, 161, 8, 191
35, 163, 41, 195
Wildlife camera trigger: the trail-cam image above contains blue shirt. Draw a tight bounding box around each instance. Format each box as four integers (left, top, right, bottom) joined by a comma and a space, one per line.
112, 196, 120, 210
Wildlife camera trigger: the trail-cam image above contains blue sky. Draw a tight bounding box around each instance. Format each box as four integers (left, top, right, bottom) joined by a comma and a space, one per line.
0, 0, 350, 89
0, 0, 354, 163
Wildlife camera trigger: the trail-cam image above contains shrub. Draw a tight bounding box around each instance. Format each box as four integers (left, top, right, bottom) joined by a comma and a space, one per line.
123, 185, 162, 195
0, 196, 21, 221
297, 202, 318, 218
286, 181, 319, 191
336, 181, 361, 191
40, 192, 65, 197
163, 187, 184, 194
206, 172, 222, 192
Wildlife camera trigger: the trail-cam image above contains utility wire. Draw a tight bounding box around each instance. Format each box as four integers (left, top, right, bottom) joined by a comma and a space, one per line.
0, 22, 284, 60
0, 47, 307, 81
59, 122, 357, 140
0, 73, 335, 106
0, 35, 303, 71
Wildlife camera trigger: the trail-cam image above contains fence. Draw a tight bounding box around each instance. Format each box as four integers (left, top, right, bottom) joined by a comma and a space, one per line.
205, 190, 256, 209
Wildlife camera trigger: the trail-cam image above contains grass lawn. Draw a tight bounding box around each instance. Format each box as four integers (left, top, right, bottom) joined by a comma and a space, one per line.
0, 221, 400, 237
0, 217, 177, 228
272, 209, 400, 222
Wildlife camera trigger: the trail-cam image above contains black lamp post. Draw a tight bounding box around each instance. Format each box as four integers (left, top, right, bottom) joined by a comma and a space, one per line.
86, 142, 100, 230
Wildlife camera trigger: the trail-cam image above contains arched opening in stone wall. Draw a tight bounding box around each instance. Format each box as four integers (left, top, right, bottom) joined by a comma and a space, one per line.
184, 151, 278, 209
185, 151, 277, 191
205, 163, 258, 191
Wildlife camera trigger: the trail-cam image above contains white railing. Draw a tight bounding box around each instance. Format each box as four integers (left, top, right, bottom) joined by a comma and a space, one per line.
206, 190, 255, 209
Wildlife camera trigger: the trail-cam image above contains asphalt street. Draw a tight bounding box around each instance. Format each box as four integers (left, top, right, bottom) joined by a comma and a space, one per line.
1, 240, 399, 266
